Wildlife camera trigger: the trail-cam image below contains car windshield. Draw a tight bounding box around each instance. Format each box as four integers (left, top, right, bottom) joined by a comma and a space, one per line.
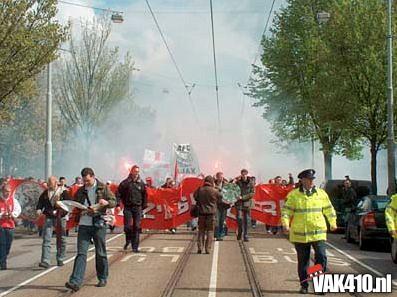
371, 199, 389, 211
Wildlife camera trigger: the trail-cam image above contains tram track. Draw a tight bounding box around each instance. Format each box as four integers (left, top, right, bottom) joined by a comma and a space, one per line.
239, 240, 264, 297
159, 233, 197, 297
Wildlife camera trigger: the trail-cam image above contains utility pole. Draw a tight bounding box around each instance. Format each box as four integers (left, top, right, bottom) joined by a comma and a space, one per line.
45, 62, 52, 180
387, 0, 396, 194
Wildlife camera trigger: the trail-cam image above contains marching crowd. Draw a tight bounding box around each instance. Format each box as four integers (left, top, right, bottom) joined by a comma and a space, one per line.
1, 166, 396, 295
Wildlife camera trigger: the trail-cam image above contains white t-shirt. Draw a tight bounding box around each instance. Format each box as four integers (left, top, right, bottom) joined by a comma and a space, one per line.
79, 180, 97, 226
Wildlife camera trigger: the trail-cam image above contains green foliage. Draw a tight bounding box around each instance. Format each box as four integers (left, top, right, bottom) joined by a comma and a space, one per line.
0, 0, 67, 104
54, 16, 135, 141
248, 0, 375, 179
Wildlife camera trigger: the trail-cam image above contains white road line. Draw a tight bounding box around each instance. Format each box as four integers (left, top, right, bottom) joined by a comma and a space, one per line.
208, 241, 219, 297
326, 241, 397, 287
0, 233, 123, 297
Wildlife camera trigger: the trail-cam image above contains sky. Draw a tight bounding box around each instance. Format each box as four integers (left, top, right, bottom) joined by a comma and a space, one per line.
55, 0, 389, 193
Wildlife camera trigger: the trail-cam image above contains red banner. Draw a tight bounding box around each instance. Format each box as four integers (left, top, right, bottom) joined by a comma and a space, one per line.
63, 180, 294, 230
251, 184, 294, 226
114, 177, 203, 230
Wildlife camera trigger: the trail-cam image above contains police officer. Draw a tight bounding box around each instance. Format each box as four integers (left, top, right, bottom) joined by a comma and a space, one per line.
117, 165, 147, 252
385, 193, 397, 246
281, 169, 337, 295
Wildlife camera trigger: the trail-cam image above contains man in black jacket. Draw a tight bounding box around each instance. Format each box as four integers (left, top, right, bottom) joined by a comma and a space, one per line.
36, 176, 70, 268
234, 169, 255, 242
117, 165, 147, 252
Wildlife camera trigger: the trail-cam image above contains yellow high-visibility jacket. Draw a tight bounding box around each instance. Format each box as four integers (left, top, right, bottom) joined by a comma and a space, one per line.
385, 194, 397, 238
281, 187, 337, 243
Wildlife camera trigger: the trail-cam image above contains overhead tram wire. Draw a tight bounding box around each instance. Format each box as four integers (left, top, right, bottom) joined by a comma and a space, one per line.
240, 0, 276, 118
209, 0, 221, 131
144, 0, 200, 126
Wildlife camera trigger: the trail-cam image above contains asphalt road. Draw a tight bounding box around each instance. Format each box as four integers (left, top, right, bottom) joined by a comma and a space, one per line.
0, 227, 396, 297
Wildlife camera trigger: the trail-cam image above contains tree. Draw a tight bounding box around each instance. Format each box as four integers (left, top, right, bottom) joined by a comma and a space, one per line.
0, 0, 67, 104
0, 72, 64, 177
326, 0, 394, 194
54, 16, 135, 151
248, 0, 361, 180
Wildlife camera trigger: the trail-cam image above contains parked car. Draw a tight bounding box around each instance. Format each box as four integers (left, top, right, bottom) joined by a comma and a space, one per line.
322, 179, 372, 230
345, 195, 390, 250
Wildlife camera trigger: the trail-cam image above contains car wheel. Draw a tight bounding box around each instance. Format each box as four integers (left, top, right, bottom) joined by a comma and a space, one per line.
346, 227, 354, 243
391, 238, 397, 264
359, 230, 369, 250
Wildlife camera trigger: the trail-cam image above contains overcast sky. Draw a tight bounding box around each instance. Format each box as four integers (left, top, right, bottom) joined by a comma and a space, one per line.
55, 0, 388, 192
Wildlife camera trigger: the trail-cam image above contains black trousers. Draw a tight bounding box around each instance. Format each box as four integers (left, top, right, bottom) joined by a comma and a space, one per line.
123, 207, 142, 250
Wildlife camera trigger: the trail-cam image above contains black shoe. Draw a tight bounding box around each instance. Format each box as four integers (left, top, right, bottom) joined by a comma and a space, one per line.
191, 226, 197, 231
244, 238, 249, 242
314, 292, 326, 295
65, 282, 80, 292
132, 248, 139, 253
237, 235, 242, 240
39, 262, 50, 269
197, 249, 202, 254
299, 287, 308, 294
96, 280, 107, 287
57, 261, 64, 267
123, 242, 130, 250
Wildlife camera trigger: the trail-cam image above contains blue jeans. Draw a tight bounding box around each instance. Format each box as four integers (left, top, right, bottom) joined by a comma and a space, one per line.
294, 241, 327, 289
0, 227, 14, 268
69, 225, 108, 286
236, 209, 249, 240
124, 207, 142, 250
215, 208, 227, 239
41, 217, 67, 264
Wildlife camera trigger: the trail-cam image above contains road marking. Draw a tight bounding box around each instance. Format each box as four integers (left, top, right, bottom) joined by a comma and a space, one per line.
326, 241, 397, 287
121, 254, 147, 262
0, 233, 123, 297
160, 254, 180, 262
208, 241, 219, 297
163, 247, 184, 253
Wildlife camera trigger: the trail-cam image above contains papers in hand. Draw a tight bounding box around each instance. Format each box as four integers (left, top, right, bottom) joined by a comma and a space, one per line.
57, 200, 101, 213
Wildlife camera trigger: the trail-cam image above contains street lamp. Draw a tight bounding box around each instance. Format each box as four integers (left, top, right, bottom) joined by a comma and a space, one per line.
44, 10, 124, 180
386, 0, 396, 194
111, 13, 124, 23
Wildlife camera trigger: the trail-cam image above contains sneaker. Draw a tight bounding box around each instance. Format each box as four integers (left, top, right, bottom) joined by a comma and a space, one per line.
65, 282, 80, 292
314, 292, 326, 295
132, 248, 140, 253
39, 262, 50, 269
299, 287, 308, 294
96, 280, 107, 287
197, 249, 202, 254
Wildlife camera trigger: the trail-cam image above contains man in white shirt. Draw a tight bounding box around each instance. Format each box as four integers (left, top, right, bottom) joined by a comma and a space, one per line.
65, 168, 116, 292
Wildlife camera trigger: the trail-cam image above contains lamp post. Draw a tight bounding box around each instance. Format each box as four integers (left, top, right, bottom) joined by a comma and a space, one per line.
44, 5, 124, 180
45, 63, 52, 180
387, 0, 396, 194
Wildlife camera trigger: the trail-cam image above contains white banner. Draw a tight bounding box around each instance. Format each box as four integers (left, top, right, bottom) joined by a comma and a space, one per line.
172, 144, 201, 181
